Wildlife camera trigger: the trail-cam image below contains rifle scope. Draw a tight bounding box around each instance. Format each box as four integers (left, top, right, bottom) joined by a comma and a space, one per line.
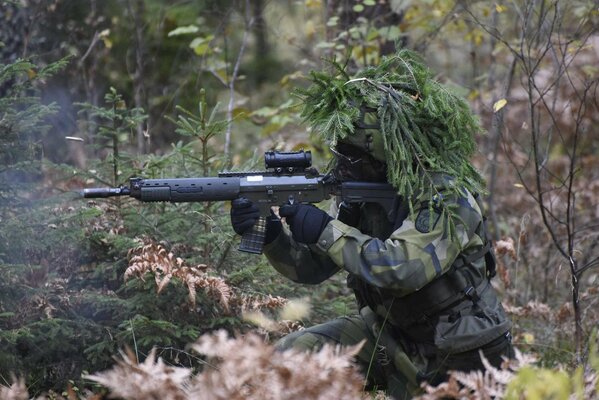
264, 150, 311, 171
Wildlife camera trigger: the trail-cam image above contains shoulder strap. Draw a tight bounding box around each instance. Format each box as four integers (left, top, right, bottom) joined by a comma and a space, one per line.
472, 193, 497, 280
392, 196, 411, 231
452, 241, 491, 269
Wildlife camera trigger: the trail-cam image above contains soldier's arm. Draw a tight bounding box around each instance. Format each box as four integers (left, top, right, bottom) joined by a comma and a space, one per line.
314, 191, 485, 297
263, 226, 342, 284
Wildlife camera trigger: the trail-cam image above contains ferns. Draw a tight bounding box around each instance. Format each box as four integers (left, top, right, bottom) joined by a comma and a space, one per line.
3, 335, 597, 400
0, 378, 28, 400
84, 330, 368, 400
1, 277, 597, 400
87, 348, 192, 400
125, 239, 288, 315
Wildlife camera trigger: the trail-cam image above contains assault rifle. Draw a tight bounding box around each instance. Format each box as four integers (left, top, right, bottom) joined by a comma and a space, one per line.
82, 150, 399, 254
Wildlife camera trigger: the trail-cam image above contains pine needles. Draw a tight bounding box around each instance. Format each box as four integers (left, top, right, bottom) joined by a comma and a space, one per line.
296, 49, 486, 204
296, 60, 359, 141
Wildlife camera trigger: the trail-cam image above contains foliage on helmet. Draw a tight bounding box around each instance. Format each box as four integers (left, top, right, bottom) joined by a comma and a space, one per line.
295, 49, 486, 202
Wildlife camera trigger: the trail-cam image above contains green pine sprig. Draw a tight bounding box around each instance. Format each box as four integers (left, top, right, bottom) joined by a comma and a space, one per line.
296, 49, 486, 207
294, 59, 359, 141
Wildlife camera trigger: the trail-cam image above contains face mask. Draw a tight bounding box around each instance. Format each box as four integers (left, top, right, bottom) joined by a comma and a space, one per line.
331, 143, 387, 182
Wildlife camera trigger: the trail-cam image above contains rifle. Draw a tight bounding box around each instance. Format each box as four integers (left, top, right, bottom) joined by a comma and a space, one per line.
82, 150, 399, 254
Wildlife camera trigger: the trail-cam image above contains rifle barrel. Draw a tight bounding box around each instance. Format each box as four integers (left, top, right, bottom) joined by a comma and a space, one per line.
82, 187, 130, 198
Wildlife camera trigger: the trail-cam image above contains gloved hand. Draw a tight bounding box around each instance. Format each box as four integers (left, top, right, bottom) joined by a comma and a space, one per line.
279, 203, 333, 244
337, 201, 361, 227
230, 197, 282, 245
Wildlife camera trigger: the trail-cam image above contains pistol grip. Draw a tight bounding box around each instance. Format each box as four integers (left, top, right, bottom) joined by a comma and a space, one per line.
239, 216, 266, 254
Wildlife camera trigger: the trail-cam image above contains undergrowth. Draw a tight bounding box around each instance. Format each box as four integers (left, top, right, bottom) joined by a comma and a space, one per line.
0, 62, 353, 394
0, 331, 597, 399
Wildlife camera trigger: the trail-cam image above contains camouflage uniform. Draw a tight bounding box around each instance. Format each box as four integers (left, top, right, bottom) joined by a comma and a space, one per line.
264, 174, 512, 399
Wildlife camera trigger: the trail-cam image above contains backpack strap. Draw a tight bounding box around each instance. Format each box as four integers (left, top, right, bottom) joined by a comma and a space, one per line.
392, 196, 411, 231
472, 193, 497, 280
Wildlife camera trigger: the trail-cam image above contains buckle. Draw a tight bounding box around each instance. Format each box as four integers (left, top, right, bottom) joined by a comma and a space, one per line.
464, 286, 480, 302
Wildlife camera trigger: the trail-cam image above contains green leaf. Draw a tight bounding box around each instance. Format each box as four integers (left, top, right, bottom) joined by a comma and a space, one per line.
0, 312, 15, 318
167, 25, 200, 37
252, 106, 279, 118
349, 26, 362, 39
366, 27, 380, 41
315, 41, 335, 49
380, 26, 403, 41
232, 107, 249, 120
353, 4, 365, 12
189, 35, 215, 56
493, 98, 508, 112
364, 0, 376, 5
192, 43, 210, 56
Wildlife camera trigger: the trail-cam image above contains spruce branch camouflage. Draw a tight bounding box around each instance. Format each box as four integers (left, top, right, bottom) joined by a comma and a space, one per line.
295, 49, 487, 211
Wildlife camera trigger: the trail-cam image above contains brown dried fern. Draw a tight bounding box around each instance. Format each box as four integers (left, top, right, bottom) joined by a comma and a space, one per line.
0, 377, 28, 400
415, 349, 536, 400
244, 294, 289, 311
503, 300, 552, 320
85, 348, 191, 400
493, 237, 516, 289
189, 330, 368, 400
126, 240, 231, 310
81, 331, 371, 400
84, 201, 125, 237
125, 239, 289, 316
494, 238, 517, 261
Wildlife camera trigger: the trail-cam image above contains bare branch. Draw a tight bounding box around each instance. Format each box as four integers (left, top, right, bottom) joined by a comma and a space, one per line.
224, 0, 254, 168
79, 31, 101, 66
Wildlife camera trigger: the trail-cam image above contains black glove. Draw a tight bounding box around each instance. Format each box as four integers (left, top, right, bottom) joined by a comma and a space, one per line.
230, 197, 282, 245
337, 201, 361, 228
279, 203, 333, 244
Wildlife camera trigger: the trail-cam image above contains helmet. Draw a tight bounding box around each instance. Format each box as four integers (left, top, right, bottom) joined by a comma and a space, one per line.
297, 49, 486, 198
337, 104, 386, 163
329, 105, 387, 182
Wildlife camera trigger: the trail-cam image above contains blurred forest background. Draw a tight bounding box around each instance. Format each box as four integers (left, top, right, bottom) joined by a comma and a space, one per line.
1, 0, 598, 398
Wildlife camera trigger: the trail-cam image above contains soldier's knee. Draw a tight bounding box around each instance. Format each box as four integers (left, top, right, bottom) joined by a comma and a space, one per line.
275, 331, 328, 353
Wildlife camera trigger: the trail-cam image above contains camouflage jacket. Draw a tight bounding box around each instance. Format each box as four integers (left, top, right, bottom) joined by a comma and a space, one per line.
264, 175, 511, 354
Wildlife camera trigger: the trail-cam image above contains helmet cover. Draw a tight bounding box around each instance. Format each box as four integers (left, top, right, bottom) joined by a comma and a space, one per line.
296, 49, 486, 202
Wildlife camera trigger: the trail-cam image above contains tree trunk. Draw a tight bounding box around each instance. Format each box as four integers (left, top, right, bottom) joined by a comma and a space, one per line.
128, 0, 149, 155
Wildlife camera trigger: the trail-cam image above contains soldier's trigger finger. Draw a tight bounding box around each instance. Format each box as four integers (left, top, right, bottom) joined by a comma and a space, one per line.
268, 209, 280, 220
278, 204, 299, 221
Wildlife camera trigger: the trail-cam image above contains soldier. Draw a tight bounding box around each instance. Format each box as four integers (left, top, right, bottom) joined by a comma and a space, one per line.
230, 50, 513, 399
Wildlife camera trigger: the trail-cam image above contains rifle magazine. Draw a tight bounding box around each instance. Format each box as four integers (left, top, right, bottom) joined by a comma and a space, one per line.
239, 216, 266, 254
